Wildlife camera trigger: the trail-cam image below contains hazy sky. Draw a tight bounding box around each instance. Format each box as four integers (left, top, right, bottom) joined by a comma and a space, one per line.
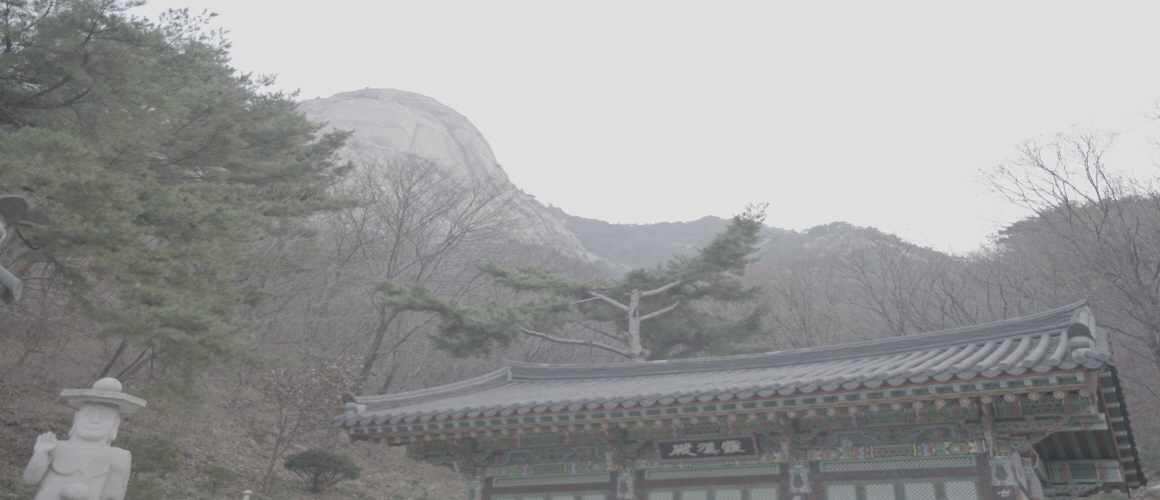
134, 1, 1160, 254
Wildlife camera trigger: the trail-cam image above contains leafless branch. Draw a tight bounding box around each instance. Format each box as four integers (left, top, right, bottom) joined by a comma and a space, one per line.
588, 291, 630, 312
641, 280, 682, 297
639, 302, 680, 322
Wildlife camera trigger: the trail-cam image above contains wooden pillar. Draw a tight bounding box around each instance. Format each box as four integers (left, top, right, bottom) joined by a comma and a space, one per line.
809, 461, 822, 500
633, 469, 646, 500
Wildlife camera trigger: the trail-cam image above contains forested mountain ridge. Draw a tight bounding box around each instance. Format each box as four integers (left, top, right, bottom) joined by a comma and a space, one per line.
549, 205, 938, 270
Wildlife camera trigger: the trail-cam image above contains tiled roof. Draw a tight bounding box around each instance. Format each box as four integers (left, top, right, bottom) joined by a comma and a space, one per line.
334, 301, 1111, 428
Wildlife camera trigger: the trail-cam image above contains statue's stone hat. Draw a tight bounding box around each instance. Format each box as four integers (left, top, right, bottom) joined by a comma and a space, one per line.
59, 378, 147, 416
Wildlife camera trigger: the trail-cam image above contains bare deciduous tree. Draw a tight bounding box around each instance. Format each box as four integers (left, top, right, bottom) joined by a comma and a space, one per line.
989, 130, 1160, 376
750, 255, 850, 350
236, 360, 362, 493
248, 156, 516, 393
341, 157, 515, 388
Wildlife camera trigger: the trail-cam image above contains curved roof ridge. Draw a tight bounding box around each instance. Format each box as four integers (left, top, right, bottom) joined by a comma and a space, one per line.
354, 366, 510, 409
504, 300, 1089, 380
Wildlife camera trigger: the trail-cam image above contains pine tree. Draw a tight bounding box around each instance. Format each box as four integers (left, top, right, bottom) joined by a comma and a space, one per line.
0, 0, 350, 376
381, 205, 769, 362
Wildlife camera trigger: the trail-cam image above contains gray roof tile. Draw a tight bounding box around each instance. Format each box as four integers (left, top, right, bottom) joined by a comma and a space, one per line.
335, 301, 1111, 427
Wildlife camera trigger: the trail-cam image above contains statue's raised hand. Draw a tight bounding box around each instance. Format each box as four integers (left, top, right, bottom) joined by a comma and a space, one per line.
33, 432, 56, 454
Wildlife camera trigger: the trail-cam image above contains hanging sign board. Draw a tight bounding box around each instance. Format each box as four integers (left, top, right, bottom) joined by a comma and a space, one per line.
656, 435, 758, 462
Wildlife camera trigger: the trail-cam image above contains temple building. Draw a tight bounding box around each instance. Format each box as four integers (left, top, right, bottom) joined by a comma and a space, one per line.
332, 301, 1143, 500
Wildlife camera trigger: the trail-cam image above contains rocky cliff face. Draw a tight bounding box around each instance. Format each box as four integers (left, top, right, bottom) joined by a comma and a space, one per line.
297, 89, 598, 261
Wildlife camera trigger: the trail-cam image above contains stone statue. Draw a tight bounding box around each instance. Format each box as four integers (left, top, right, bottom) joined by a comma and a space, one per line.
0, 194, 28, 303
22, 378, 147, 500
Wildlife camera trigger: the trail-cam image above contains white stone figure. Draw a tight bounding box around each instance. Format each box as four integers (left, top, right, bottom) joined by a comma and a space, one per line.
22, 378, 147, 500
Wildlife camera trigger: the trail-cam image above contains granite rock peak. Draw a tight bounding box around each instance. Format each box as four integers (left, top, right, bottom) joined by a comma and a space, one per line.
298, 89, 597, 261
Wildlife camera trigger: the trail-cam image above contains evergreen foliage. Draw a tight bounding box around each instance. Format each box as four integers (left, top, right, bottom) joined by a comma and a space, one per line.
115, 435, 182, 477
381, 205, 768, 361
283, 449, 361, 494
0, 0, 350, 375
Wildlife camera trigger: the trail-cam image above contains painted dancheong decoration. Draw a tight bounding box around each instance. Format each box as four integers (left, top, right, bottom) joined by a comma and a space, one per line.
333, 301, 1142, 500
23, 378, 147, 500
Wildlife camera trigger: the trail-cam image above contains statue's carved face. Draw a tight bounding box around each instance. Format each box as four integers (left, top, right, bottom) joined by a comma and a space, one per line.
73, 404, 119, 442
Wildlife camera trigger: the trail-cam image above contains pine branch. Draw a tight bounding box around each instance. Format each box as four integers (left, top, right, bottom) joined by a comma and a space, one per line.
587, 291, 630, 311
639, 302, 681, 321
676, 303, 704, 329
640, 280, 682, 297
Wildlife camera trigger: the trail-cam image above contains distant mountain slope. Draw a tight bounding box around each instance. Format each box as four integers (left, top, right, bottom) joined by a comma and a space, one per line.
546, 207, 733, 269
548, 206, 938, 270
